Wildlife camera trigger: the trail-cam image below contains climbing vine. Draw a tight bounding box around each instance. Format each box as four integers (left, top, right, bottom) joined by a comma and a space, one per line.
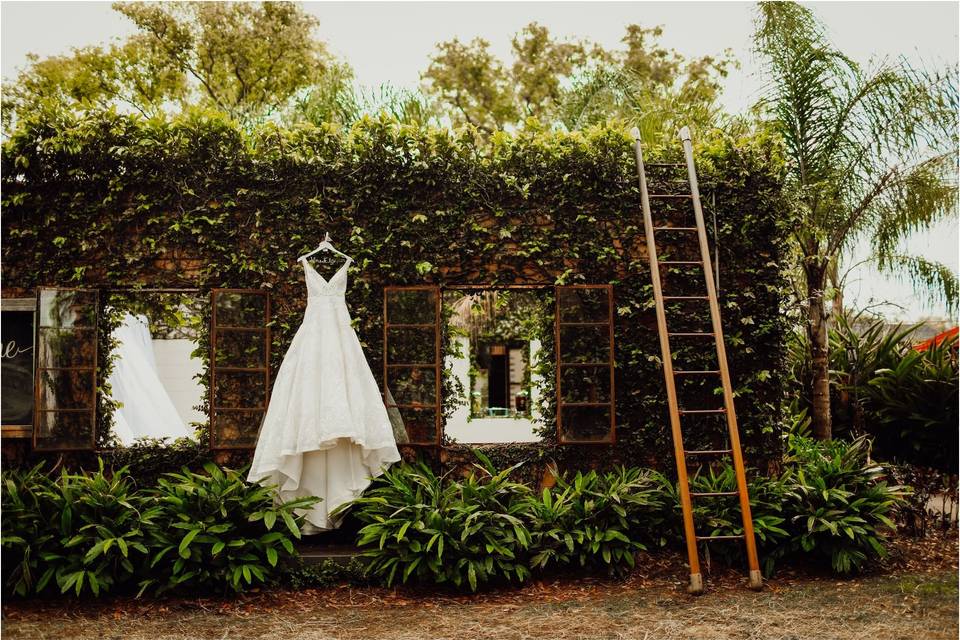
1, 109, 791, 473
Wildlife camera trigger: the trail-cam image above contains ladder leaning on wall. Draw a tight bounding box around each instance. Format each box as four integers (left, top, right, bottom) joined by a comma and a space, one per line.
630, 126, 763, 594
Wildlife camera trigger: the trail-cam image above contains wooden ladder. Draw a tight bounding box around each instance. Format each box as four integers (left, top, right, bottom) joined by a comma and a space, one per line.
630, 126, 762, 594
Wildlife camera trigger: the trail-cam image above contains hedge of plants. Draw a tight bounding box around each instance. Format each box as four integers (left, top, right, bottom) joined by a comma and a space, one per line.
1, 435, 906, 598
346, 435, 904, 590
788, 313, 959, 472
1, 461, 315, 598
1, 108, 790, 469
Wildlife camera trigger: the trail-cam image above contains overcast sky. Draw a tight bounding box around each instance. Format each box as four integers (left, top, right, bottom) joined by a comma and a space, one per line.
2, 1, 958, 320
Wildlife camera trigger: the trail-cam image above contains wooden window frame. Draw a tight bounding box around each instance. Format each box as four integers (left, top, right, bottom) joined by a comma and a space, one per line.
33, 287, 99, 451
383, 285, 441, 446
555, 284, 616, 444
209, 288, 271, 451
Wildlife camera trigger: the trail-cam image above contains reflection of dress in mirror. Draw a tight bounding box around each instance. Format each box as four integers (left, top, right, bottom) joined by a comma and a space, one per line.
248, 255, 402, 532
109, 313, 192, 445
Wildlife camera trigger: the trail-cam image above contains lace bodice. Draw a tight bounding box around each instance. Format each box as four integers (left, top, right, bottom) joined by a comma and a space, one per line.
302, 257, 351, 299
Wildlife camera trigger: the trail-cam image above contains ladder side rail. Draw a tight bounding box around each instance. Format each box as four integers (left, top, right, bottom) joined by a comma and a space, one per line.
679, 127, 763, 589
631, 128, 702, 592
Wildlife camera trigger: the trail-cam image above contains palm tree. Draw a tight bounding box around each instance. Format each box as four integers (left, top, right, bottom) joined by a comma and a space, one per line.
754, 2, 958, 439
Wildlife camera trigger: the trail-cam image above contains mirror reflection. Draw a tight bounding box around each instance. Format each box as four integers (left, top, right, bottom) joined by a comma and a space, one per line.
443, 290, 552, 444
105, 292, 203, 446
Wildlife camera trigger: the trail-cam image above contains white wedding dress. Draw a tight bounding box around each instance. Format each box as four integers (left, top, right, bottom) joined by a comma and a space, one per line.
109, 313, 193, 445
247, 256, 401, 532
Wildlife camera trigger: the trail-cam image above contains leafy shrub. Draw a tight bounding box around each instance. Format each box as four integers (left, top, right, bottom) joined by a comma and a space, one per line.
348, 456, 532, 591
2, 462, 154, 597
788, 312, 958, 471
678, 465, 790, 576
525, 467, 666, 572
139, 463, 318, 595
1, 463, 57, 596
864, 337, 958, 472
780, 436, 906, 574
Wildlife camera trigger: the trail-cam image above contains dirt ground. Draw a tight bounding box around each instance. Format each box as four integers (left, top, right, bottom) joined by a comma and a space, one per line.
3, 534, 957, 640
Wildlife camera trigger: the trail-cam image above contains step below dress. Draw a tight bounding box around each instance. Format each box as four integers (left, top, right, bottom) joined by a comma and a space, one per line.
247, 257, 402, 532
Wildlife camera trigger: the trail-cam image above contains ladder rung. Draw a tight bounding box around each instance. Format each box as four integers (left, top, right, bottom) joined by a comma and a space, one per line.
679, 408, 726, 415
695, 535, 745, 541
649, 194, 692, 199
645, 163, 685, 168
662, 296, 708, 300
674, 370, 721, 375
685, 449, 733, 456
659, 261, 703, 265
690, 491, 738, 498
652, 226, 698, 232
668, 332, 715, 337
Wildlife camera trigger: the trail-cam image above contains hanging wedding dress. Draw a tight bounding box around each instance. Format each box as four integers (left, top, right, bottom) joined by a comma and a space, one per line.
109, 313, 193, 445
248, 256, 401, 532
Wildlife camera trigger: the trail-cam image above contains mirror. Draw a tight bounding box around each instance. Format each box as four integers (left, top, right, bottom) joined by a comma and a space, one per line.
104, 292, 204, 446
443, 289, 552, 444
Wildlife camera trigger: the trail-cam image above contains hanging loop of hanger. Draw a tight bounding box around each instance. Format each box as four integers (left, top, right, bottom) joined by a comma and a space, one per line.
298, 231, 353, 263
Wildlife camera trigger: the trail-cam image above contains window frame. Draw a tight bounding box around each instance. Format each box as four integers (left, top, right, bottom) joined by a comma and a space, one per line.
383, 285, 442, 446
209, 288, 272, 451
554, 284, 616, 444
32, 287, 99, 452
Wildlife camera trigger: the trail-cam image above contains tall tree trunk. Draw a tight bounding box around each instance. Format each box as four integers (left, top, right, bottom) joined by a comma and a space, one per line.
807, 266, 832, 440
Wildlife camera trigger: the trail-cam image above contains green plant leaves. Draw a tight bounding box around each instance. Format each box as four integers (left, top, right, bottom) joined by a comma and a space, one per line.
1, 461, 320, 598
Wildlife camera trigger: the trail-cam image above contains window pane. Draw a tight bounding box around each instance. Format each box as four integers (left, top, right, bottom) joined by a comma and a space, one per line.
38, 289, 97, 328
214, 291, 267, 327
560, 365, 611, 403
211, 410, 264, 449
36, 328, 97, 368
213, 329, 266, 369
386, 289, 436, 325
559, 326, 610, 363
37, 369, 95, 411
389, 406, 437, 445
560, 405, 612, 442
213, 371, 267, 409
386, 327, 436, 364
35, 411, 94, 450
386, 367, 436, 406
557, 287, 609, 323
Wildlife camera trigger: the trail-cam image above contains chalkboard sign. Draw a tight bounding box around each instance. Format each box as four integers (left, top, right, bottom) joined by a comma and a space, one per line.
2, 299, 36, 430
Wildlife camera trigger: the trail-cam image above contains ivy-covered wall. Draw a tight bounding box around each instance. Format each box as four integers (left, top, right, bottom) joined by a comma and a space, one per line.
1, 110, 790, 473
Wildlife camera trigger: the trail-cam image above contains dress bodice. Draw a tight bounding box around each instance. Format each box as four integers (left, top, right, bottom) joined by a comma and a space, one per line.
302, 257, 351, 301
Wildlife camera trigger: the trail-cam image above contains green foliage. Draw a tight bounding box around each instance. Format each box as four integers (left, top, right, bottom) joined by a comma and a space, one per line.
755, 0, 958, 438
788, 313, 959, 471
1, 461, 154, 597
140, 463, 317, 595
422, 21, 733, 138
3, 1, 335, 128
781, 436, 906, 574
1, 464, 58, 596
348, 439, 906, 590
525, 467, 666, 572
1, 461, 317, 599
1, 111, 789, 467
684, 465, 790, 576
348, 456, 533, 591
865, 336, 958, 470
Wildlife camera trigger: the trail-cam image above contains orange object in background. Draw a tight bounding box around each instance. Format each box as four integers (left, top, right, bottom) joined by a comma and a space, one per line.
913, 327, 959, 352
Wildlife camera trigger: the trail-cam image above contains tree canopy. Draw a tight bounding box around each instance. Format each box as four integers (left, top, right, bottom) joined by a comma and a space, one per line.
3, 1, 333, 128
